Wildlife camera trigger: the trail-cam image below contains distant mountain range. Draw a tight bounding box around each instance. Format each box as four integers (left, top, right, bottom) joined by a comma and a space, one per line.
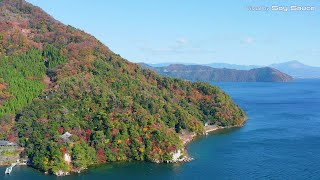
204, 63, 261, 70
140, 64, 293, 82
269, 61, 320, 79
145, 61, 320, 79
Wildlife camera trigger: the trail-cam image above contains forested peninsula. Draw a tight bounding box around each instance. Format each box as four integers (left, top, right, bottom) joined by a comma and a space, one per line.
0, 0, 246, 176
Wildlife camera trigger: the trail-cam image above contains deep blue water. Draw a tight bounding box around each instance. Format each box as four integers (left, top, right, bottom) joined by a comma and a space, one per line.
1, 80, 320, 180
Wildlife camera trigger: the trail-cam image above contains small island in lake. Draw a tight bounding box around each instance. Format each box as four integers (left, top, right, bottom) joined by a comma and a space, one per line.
0, 0, 246, 176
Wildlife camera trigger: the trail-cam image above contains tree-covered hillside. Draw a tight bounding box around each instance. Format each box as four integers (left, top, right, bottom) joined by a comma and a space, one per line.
0, 0, 245, 175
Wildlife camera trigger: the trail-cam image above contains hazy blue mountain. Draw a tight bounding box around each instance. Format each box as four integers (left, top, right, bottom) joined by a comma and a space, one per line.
145, 62, 261, 69
204, 63, 261, 70
145, 61, 320, 79
145, 62, 197, 67
269, 61, 320, 79
140, 64, 293, 82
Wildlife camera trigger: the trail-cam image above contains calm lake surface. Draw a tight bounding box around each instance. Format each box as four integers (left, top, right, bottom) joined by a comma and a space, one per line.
1, 80, 320, 180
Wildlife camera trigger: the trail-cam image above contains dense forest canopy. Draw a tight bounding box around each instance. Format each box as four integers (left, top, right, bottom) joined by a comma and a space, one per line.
0, 0, 245, 174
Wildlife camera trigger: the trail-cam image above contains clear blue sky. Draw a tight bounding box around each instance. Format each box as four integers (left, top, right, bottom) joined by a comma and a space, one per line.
26, 0, 320, 66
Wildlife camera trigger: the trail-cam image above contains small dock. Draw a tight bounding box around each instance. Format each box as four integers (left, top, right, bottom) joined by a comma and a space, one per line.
5, 163, 17, 174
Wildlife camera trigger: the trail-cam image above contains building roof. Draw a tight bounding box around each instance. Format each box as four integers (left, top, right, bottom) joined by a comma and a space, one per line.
0, 140, 7, 146
60, 132, 72, 139
0, 140, 18, 146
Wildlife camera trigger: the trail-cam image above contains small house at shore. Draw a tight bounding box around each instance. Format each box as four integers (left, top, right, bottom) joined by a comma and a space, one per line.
60, 132, 72, 140
0, 140, 18, 147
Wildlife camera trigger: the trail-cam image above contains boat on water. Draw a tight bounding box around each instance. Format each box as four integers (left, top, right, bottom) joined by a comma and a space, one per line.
5, 166, 12, 174
4, 163, 16, 174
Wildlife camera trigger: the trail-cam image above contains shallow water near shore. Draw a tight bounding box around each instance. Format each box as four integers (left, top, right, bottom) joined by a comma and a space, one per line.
1, 80, 320, 180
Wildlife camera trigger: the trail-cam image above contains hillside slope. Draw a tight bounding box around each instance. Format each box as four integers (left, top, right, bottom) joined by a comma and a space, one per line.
0, 0, 245, 175
141, 64, 293, 82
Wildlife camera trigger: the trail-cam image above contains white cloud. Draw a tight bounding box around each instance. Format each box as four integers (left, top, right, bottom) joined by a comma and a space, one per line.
242, 37, 255, 44
176, 38, 189, 45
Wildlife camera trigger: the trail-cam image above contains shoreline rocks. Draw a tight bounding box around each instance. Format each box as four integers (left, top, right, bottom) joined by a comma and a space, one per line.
54, 170, 70, 176
176, 124, 244, 164
165, 149, 194, 163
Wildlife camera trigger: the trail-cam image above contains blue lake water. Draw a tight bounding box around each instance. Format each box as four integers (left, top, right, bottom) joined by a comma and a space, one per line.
1, 80, 320, 180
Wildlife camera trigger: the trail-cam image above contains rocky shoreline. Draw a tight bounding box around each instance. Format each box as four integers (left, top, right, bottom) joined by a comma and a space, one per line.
179, 124, 242, 146
204, 124, 243, 135
177, 124, 244, 163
